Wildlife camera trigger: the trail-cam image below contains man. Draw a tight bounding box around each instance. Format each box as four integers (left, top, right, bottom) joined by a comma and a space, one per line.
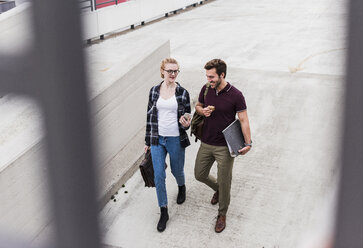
194, 59, 252, 233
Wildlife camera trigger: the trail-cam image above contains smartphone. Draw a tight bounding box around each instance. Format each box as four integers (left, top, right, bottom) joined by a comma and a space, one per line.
183, 113, 191, 121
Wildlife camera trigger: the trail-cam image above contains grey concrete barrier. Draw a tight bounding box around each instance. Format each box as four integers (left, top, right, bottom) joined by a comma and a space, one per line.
0, 1, 205, 42
0, 2, 33, 55
92, 40, 170, 208
0, 1, 15, 14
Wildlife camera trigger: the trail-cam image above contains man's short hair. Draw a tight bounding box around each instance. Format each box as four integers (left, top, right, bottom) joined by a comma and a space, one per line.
204, 59, 227, 78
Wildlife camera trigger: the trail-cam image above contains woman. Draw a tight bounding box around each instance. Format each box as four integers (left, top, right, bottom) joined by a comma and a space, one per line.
144, 58, 191, 232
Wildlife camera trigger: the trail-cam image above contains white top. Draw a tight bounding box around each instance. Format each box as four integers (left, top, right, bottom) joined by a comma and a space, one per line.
156, 95, 180, 137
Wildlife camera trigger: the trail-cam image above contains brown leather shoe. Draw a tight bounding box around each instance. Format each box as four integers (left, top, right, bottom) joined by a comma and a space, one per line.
211, 191, 219, 205
215, 215, 226, 233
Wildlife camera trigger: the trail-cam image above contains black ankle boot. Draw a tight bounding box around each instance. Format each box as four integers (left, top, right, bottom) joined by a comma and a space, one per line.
157, 206, 169, 232
177, 185, 186, 204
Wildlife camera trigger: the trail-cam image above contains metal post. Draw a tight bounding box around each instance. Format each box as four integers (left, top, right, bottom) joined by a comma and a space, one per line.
91, 0, 94, 11
334, 0, 363, 247
0, 0, 101, 247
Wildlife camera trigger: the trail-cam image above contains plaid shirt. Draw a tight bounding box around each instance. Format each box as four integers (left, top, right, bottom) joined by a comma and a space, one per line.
145, 82, 191, 148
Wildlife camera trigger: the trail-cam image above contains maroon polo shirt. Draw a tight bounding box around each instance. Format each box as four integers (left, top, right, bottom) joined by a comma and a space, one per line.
198, 82, 247, 146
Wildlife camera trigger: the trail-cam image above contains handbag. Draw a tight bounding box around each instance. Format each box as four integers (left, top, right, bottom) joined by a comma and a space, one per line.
139, 149, 155, 187
190, 83, 210, 142
139, 149, 168, 187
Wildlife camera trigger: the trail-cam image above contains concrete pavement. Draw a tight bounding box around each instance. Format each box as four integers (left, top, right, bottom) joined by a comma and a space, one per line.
96, 0, 346, 247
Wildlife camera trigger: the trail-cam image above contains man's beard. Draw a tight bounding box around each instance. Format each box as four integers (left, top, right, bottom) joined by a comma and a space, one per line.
214, 77, 222, 89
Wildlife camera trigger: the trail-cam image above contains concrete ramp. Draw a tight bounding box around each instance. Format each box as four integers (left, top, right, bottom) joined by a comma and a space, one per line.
100, 67, 343, 247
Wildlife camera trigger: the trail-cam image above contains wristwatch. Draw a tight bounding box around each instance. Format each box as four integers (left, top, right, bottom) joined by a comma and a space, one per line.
244, 140, 252, 147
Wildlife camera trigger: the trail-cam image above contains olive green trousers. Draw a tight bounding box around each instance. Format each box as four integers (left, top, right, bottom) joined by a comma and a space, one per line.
194, 142, 234, 216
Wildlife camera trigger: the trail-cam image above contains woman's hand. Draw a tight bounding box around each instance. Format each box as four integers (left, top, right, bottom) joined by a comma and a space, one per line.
179, 114, 191, 128
144, 145, 150, 153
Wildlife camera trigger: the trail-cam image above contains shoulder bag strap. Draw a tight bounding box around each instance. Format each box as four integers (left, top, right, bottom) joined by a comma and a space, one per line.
203, 82, 210, 104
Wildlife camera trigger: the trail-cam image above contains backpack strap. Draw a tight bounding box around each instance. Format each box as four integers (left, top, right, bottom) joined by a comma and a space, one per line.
203, 82, 210, 105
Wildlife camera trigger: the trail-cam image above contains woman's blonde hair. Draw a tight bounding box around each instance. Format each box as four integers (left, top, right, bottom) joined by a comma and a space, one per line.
160, 58, 179, 78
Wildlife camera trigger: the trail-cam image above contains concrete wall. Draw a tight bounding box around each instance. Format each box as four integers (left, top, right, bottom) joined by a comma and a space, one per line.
0, 0, 204, 41
0, 1, 15, 13
0, 2, 33, 55
92, 40, 170, 207
83, 0, 203, 40
0, 39, 170, 243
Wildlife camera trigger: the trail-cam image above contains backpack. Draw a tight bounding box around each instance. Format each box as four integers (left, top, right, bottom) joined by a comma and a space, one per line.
190, 83, 210, 142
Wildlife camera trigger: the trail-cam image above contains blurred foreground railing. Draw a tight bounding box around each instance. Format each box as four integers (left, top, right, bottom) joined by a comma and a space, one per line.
0, 0, 101, 247
79, 0, 94, 11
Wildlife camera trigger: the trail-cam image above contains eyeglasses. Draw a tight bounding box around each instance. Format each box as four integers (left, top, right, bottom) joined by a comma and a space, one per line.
163, 69, 180, 75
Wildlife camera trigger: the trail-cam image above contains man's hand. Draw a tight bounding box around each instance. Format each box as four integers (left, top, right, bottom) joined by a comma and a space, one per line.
202, 107, 213, 117
238, 146, 251, 155
237, 110, 252, 156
